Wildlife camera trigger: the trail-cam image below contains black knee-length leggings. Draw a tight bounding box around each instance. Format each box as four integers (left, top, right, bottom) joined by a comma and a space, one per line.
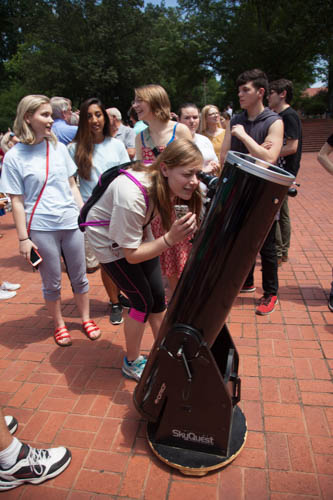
101, 257, 166, 323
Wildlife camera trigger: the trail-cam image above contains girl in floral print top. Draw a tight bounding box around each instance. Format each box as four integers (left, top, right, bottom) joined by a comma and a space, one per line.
133, 84, 197, 298
133, 84, 192, 165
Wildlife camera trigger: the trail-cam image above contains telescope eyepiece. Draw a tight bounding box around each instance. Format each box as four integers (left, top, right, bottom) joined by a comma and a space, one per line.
197, 171, 219, 190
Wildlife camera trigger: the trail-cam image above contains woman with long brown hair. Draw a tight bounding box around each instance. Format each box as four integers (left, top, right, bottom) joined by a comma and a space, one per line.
68, 97, 130, 324
85, 138, 203, 381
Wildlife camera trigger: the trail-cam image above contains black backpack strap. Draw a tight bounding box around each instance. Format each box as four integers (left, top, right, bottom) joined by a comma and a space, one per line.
78, 161, 134, 231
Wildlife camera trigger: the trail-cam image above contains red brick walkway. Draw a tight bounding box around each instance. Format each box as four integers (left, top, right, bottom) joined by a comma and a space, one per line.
0, 152, 332, 499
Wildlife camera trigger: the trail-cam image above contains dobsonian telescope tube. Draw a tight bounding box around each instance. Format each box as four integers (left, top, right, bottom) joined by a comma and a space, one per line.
134, 151, 295, 475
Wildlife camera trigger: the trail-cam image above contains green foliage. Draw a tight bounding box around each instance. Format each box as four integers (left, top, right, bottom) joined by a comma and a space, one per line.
0, 0, 331, 127
0, 81, 27, 130
138, 5, 210, 109
0, 0, 213, 124
179, 0, 333, 109
296, 91, 329, 116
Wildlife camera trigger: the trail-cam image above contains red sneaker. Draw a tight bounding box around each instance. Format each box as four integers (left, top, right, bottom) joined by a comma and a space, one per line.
256, 294, 278, 315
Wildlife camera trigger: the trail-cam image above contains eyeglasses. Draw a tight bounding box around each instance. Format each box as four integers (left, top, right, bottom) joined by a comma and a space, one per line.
131, 98, 144, 105
208, 112, 219, 117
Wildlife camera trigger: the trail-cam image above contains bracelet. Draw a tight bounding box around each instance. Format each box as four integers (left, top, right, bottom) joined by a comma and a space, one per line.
163, 234, 172, 248
19, 237, 30, 242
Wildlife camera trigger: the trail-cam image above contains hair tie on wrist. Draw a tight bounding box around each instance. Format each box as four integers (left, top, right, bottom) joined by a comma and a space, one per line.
19, 237, 29, 242
163, 234, 172, 248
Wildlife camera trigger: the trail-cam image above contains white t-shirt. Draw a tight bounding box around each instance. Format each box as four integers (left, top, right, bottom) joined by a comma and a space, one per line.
194, 133, 218, 166
85, 169, 153, 263
1, 140, 79, 231
68, 137, 130, 202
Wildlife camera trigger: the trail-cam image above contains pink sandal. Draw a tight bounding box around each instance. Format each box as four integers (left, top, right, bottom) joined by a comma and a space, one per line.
54, 326, 72, 347
82, 320, 101, 340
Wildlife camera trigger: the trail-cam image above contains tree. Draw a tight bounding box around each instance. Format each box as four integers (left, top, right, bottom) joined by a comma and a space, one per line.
139, 4, 211, 109
179, 0, 333, 108
0, 0, 212, 127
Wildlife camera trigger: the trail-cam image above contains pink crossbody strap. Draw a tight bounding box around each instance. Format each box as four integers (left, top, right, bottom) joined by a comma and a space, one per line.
119, 169, 149, 210
80, 169, 149, 228
27, 140, 49, 235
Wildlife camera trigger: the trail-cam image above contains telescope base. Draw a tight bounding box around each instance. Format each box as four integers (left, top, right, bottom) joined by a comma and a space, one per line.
147, 406, 247, 476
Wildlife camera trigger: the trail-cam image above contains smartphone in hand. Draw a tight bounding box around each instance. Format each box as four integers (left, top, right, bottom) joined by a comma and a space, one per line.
30, 248, 43, 268
174, 205, 189, 220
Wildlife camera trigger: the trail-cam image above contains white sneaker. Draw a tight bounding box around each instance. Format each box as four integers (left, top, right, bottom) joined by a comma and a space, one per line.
122, 355, 147, 381
0, 443, 71, 490
1, 282, 21, 291
0, 290, 16, 300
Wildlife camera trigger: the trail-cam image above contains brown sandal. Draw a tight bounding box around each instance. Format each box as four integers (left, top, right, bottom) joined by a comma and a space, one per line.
54, 326, 72, 347
82, 320, 101, 340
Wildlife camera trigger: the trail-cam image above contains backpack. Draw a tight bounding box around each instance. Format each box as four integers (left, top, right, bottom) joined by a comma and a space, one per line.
78, 161, 149, 232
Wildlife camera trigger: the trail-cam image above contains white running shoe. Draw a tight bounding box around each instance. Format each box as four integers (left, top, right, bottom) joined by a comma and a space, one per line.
1, 282, 21, 291
122, 355, 147, 381
0, 443, 71, 490
0, 290, 16, 300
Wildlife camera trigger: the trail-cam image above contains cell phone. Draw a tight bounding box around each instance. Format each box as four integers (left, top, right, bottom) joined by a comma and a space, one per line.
174, 205, 189, 219
30, 248, 43, 267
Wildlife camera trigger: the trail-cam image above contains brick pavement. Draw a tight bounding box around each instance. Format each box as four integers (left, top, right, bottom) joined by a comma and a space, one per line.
0, 152, 332, 499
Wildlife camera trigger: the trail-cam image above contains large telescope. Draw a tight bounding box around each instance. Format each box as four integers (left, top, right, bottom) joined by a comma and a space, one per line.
134, 151, 295, 476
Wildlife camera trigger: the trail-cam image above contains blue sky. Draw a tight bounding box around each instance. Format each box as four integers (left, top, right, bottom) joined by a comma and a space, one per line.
145, 0, 179, 6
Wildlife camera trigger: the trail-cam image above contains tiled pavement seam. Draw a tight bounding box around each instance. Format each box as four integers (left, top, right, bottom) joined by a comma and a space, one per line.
0, 152, 332, 499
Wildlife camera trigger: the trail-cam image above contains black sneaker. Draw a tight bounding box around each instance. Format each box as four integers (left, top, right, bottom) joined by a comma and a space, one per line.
4, 416, 18, 435
329, 295, 333, 312
109, 303, 123, 325
0, 443, 71, 491
239, 285, 256, 293
118, 293, 130, 309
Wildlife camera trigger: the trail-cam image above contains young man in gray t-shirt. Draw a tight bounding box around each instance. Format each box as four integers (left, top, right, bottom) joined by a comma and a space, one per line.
220, 69, 283, 315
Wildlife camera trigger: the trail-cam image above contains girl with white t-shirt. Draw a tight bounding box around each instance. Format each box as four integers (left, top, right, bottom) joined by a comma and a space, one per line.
1, 95, 100, 347
85, 138, 203, 381
68, 97, 130, 325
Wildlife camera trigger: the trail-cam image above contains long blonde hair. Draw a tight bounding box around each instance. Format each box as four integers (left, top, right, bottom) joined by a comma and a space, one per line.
143, 138, 203, 230
13, 95, 57, 145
